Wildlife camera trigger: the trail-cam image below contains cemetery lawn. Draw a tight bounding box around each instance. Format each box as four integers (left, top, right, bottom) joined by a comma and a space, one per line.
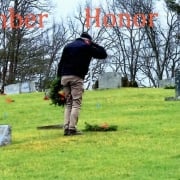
0, 88, 179, 180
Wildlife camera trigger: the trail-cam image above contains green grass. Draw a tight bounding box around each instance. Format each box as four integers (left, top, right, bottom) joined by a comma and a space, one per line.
0, 88, 179, 180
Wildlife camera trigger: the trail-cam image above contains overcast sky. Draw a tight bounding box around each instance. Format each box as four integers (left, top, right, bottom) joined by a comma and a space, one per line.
52, 0, 89, 19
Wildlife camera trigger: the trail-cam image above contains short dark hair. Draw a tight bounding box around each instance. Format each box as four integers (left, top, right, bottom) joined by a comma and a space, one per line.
80, 32, 92, 40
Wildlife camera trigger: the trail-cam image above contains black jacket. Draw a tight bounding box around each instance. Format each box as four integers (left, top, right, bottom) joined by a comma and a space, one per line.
57, 38, 107, 79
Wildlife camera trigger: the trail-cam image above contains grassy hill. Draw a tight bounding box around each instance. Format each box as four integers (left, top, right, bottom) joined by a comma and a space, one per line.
0, 88, 179, 180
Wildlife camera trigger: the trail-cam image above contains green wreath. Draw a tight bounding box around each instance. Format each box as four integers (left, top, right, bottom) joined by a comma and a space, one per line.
49, 77, 66, 106
84, 122, 118, 131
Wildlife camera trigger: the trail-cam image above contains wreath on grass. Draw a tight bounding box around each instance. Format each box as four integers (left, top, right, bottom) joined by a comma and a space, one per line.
49, 77, 66, 107
84, 122, 118, 131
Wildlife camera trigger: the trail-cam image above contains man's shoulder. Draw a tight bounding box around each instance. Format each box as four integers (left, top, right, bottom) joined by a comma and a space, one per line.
67, 38, 90, 48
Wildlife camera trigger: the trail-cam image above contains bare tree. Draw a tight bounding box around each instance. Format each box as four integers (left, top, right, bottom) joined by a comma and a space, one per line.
39, 22, 71, 90
0, 0, 49, 92
143, 3, 179, 86
101, 0, 179, 87
101, 0, 152, 86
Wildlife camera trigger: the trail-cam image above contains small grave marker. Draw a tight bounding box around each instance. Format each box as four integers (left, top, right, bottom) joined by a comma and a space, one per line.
0, 125, 11, 146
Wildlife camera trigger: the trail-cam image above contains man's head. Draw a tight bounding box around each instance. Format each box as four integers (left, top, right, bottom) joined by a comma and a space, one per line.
80, 32, 92, 41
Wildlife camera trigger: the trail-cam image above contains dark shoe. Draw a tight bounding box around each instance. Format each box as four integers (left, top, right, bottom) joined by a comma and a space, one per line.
64, 129, 69, 136
69, 129, 83, 136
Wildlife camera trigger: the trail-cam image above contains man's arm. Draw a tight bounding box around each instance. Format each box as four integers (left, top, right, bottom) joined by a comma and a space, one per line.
91, 42, 107, 59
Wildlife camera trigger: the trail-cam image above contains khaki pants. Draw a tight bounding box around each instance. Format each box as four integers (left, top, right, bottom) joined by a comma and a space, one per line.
61, 75, 84, 130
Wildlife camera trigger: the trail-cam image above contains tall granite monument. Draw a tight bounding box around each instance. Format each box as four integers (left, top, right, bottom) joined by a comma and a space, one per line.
175, 70, 180, 98
165, 69, 180, 101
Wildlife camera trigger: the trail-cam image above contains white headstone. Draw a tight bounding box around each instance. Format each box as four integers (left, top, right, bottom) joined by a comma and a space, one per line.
4, 81, 36, 94
0, 125, 11, 146
159, 78, 175, 88
98, 72, 122, 89
4, 83, 20, 94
